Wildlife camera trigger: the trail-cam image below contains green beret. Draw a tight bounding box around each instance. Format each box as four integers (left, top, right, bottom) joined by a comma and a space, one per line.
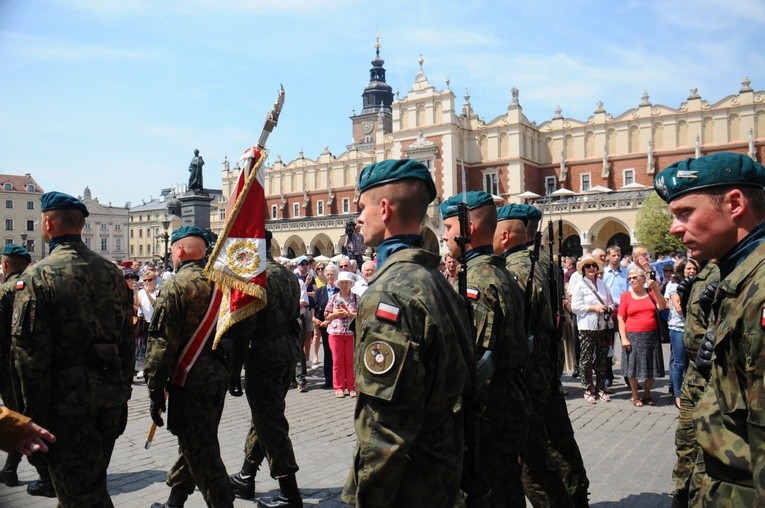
171, 225, 210, 246
1, 243, 31, 263
496, 204, 529, 225
40, 191, 89, 217
515, 203, 542, 222
439, 191, 495, 219
654, 152, 765, 202
358, 159, 436, 201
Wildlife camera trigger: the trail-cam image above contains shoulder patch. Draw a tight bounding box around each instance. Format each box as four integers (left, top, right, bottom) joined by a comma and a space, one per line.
15, 280, 24, 291
364, 341, 396, 375
375, 302, 399, 323
761, 307, 765, 331
467, 288, 479, 300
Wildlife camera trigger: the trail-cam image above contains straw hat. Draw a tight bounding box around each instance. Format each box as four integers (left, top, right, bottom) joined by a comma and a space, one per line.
577, 256, 603, 275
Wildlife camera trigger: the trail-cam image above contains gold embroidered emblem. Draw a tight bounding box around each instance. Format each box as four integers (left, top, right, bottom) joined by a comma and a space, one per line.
364, 341, 395, 375
225, 239, 261, 276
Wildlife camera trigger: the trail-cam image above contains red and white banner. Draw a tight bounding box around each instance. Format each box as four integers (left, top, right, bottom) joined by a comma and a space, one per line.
204, 146, 268, 348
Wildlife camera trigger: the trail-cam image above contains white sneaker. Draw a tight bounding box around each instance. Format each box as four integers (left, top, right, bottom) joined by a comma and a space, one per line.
136, 371, 144, 379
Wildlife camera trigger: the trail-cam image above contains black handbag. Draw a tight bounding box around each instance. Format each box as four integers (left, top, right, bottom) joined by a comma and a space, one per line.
647, 290, 670, 344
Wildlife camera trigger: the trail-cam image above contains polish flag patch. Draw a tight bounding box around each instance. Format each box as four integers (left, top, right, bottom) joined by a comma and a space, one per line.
761, 307, 765, 330
376, 302, 400, 323
467, 288, 479, 300
15, 280, 24, 291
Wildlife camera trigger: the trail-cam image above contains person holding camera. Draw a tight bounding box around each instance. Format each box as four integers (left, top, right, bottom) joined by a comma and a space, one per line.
571, 255, 614, 404
343, 221, 365, 269
617, 266, 668, 407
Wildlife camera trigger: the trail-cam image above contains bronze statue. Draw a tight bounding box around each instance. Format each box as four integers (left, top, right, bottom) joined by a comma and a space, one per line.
188, 149, 204, 192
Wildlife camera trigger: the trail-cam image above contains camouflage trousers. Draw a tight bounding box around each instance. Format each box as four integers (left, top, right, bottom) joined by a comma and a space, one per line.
672, 360, 706, 502
45, 406, 122, 508
166, 377, 234, 508
545, 387, 590, 505
480, 378, 531, 507
689, 450, 755, 507
521, 388, 574, 507
242, 334, 299, 478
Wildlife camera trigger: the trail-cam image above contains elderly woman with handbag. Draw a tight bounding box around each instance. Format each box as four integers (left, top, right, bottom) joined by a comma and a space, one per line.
617, 267, 668, 407
571, 256, 615, 405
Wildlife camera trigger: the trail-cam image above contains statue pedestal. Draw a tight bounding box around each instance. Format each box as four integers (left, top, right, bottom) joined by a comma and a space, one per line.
179, 192, 214, 230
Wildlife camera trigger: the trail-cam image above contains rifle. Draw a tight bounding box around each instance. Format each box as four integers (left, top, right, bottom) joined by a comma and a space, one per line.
456, 165, 492, 507
523, 229, 542, 338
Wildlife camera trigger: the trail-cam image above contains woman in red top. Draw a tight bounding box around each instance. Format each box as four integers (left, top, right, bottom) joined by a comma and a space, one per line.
618, 267, 668, 407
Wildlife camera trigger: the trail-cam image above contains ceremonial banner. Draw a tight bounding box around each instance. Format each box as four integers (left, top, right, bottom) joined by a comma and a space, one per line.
205, 147, 268, 347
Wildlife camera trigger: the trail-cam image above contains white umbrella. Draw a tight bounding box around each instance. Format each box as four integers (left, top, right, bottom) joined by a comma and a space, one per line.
551, 187, 576, 196
620, 182, 647, 190
330, 253, 346, 262
585, 185, 612, 193
313, 255, 331, 263
517, 191, 541, 199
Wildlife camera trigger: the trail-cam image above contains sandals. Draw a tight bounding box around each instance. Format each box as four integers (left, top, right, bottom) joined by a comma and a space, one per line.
631, 398, 644, 407
583, 390, 597, 404
642, 397, 656, 406
597, 391, 611, 402
335, 391, 345, 398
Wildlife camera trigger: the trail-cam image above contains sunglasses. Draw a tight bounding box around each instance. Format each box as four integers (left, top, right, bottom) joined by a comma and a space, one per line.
143, 278, 155, 282
627, 276, 641, 280
583, 263, 598, 269
316, 267, 324, 271
339, 264, 350, 268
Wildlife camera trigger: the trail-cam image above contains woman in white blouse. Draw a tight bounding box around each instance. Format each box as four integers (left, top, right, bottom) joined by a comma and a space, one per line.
571, 256, 615, 404
135, 271, 159, 379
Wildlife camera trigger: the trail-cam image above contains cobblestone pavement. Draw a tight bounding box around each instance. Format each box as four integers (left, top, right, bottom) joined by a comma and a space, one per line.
1, 345, 678, 507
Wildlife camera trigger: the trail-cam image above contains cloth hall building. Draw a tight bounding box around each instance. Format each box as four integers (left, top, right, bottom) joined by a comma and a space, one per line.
260, 45, 765, 259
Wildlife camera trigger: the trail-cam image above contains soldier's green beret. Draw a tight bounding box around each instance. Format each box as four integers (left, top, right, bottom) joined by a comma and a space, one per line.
655, 152, 765, 203
357, 159, 436, 201
1, 244, 31, 263
171, 225, 210, 246
496, 204, 529, 225
515, 203, 542, 222
40, 191, 89, 217
439, 191, 495, 219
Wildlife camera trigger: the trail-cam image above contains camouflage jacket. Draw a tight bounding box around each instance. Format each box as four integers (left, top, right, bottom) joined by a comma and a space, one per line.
505, 247, 556, 393
463, 253, 529, 375
682, 262, 719, 389
146, 260, 227, 398
693, 240, 765, 498
347, 247, 473, 506
11, 241, 133, 425
0, 272, 21, 399
250, 257, 300, 336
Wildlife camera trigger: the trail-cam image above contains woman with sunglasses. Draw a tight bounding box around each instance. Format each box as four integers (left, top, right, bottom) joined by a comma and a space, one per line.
571, 256, 615, 404
617, 267, 668, 407
135, 271, 159, 379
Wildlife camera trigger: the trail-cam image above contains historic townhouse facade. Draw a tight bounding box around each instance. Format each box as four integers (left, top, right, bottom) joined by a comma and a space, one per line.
260, 43, 765, 259
79, 187, 130, 262
0, 173, 44, 261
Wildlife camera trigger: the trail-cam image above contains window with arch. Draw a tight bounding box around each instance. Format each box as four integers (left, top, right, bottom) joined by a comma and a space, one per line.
3, 183, 11, 191
26, 184, 35, 192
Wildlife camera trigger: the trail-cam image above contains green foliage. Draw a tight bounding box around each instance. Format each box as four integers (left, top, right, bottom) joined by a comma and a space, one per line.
635, 191, 685, 255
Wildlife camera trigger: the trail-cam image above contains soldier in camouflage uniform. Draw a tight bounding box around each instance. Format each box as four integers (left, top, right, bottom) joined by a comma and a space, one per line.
228, 231, 303, 508
655, 152, 765, 505
517, 204, 590, 507
440, 192, 531, 506
11, 192, 134, 507
670, 260, 719, 507
494, 204, 574, 507
146, 226, 234, 508
341, 159, 473, 507
0, 243, 55, 496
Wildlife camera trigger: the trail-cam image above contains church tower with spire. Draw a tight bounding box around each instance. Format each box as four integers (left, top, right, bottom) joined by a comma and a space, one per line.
349, 37, 393, 149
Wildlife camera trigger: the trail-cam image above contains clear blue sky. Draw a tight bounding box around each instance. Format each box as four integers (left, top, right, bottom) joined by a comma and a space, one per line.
1, 0, 764, 207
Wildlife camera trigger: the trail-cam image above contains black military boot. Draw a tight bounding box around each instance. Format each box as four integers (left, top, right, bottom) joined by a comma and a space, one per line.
27, 467, 55, 498
230, 471, 255, 500
256, 474, 302, 508
150, 486, 189, 508
0, 453, 21, 487
671, 490, 688, 508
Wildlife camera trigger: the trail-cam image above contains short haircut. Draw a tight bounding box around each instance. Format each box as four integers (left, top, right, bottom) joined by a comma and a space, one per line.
470, 204, 497, 233
370, 180, 431, 226
627, 267, 646, 278
606, 245, 621, 256
3, 255, 30, 273
48, 209, 86, 230
707, 186, 765, 218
